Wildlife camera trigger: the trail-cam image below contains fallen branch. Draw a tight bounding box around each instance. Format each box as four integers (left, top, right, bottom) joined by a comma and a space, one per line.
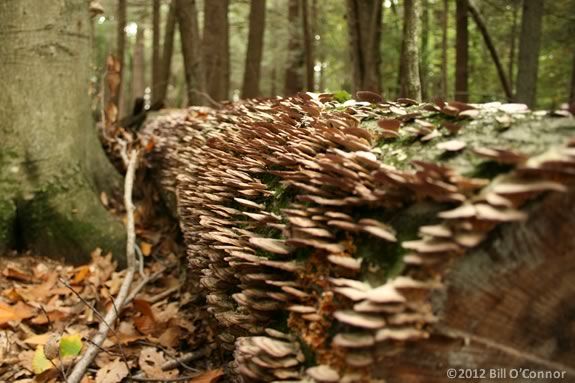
66, 149, 139, 383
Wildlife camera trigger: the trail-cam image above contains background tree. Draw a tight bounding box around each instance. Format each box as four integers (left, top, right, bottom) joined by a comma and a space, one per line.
515, 0, 544, 107
242, 0, 266, 99
302, 0, 315, 91
0, 0, 124, 262
440, 0, 449, 99
151, 0, 161, 104
158, 0, 177, 104
284, 0, 305, 96
132, 25, 146, 103
346, 0, 383, 93
203, 0, 231, 102
455, 0, 469, 102
401, 0, 422, 101
115, 0, 127, 115
176, 0, 204, 105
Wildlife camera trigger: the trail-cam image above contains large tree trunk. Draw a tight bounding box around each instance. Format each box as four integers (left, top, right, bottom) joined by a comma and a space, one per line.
455, 0, 469, 102
241, 0, 266, 99
157, 0, 177, 105
284, 0, 305, 96
515, 0, 544, 107
401, 0, 422, 101
468, 0, 512, 101
0, 0, 125, 263
203, 0, 230, 102
143, 92, 575, 382
151, 0, 161, 104
176, 0, 204, 106
346, 0, 383, 93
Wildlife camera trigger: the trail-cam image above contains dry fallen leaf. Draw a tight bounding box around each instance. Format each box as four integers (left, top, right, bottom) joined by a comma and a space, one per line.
95, 358, 129, 383
0, 301, 35, 325
138, 347, 178, 379
189, 368, 224, 383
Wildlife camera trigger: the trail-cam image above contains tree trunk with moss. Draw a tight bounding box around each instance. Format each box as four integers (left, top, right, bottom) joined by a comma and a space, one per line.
0, 1, 125, 263
142, 94, 575, 381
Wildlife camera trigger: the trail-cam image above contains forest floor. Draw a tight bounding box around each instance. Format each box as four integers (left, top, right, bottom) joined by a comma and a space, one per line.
0, 187, 221, 382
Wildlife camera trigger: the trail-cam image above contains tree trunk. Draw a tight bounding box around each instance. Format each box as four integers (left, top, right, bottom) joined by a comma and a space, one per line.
115, 0, 127, 115
176, 0, 204, 106
143, 95, 575, 382
515, 0, 544, 107
241, 0, 266, 99
468, 0, 512, 101
346, 0, 383, 94
151, 0, 161, 104
0, 0, 125, 263
284, 0, 305, 96
570, 49, 575, 107
302, 0, 314, 91
132, 26, 146, 101
455, 0, 469, 102
158, 0, 177, 105
440, 0, 448, 99
420, 0, 430, 101
203, 0, 230, 102
402, 0, 422, 101
508, 1, 519, 92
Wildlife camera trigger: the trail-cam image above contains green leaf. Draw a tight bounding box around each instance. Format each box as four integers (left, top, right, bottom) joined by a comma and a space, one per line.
333, 90, 352, 103
32, 345, 51, 374
59, 333, 83, 358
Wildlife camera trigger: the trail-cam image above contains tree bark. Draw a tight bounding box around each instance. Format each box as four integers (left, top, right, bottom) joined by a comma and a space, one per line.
420, 0, 430, 101
132, 26, 146, 101
203, 0, 230, 102
302, 0, 314, 91
570, 49, 575, 107
158, 0, 177, 104
241, 0, 266, 99
0, 0, 125, 263
440, 0, 448, 99
346, 0, 383, 94
284, 0, 305, 96
468, 0, 512, 101
151, 0, 161, 104
515, 0, 544, 107
455, 0, 469, 102
402, 0, 422, 101
115, 0, 127, 115
176, 0, 204, 106
508, 1, 519, 92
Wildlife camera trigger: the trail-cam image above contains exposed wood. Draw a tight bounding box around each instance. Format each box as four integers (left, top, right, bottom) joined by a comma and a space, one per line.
455, 0, 468, 102
402, 0, 422, 101
175, 0, 204, 105
284, 0, 305, 96
468, 0, 512, 101
515, 0, 544, 107
346, 0, 383, 93
151, 0, 161, 103
241, 0, 266, 99
202, 0, 230, 102
158, 0, 177, 104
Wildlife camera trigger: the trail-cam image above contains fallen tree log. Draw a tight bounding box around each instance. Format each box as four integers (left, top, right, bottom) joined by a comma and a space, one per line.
141, 94, 575, 382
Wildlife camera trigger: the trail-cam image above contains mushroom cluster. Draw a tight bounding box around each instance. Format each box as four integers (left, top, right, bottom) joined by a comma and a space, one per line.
141, 93, 575, 382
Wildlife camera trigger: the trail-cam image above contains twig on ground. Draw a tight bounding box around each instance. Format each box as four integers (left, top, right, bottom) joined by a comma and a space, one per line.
124, 266, 166, 305
66, 149, 139, 383
160, 347, 211, 372
130, 374, 202, 382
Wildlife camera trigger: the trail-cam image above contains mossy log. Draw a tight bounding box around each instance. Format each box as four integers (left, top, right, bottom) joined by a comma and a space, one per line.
143, 94, 575, 382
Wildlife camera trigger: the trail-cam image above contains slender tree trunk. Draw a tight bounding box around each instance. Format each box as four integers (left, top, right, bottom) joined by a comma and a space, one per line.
420, 0, 430, 101
440, 0, 449, 99
158, 0, 177, 104
302, 0, 314, 91
455, 0, 469, 102
508, 2, 519, 92
515, 0, 544, 107
284, 0, 305, 96
203, 0, 230, 102
570, 49, 575, 106
242, 0, 266, 99
270, 66, 277, 96
402, 0, 422, 101
152, 0, 161, 104
0, 0, 124, 262
115, 0, 127, 115
346, 0, 383, 94
132, 26, 146, 101
176, 0, 204, 105
468, 0, 512, 101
